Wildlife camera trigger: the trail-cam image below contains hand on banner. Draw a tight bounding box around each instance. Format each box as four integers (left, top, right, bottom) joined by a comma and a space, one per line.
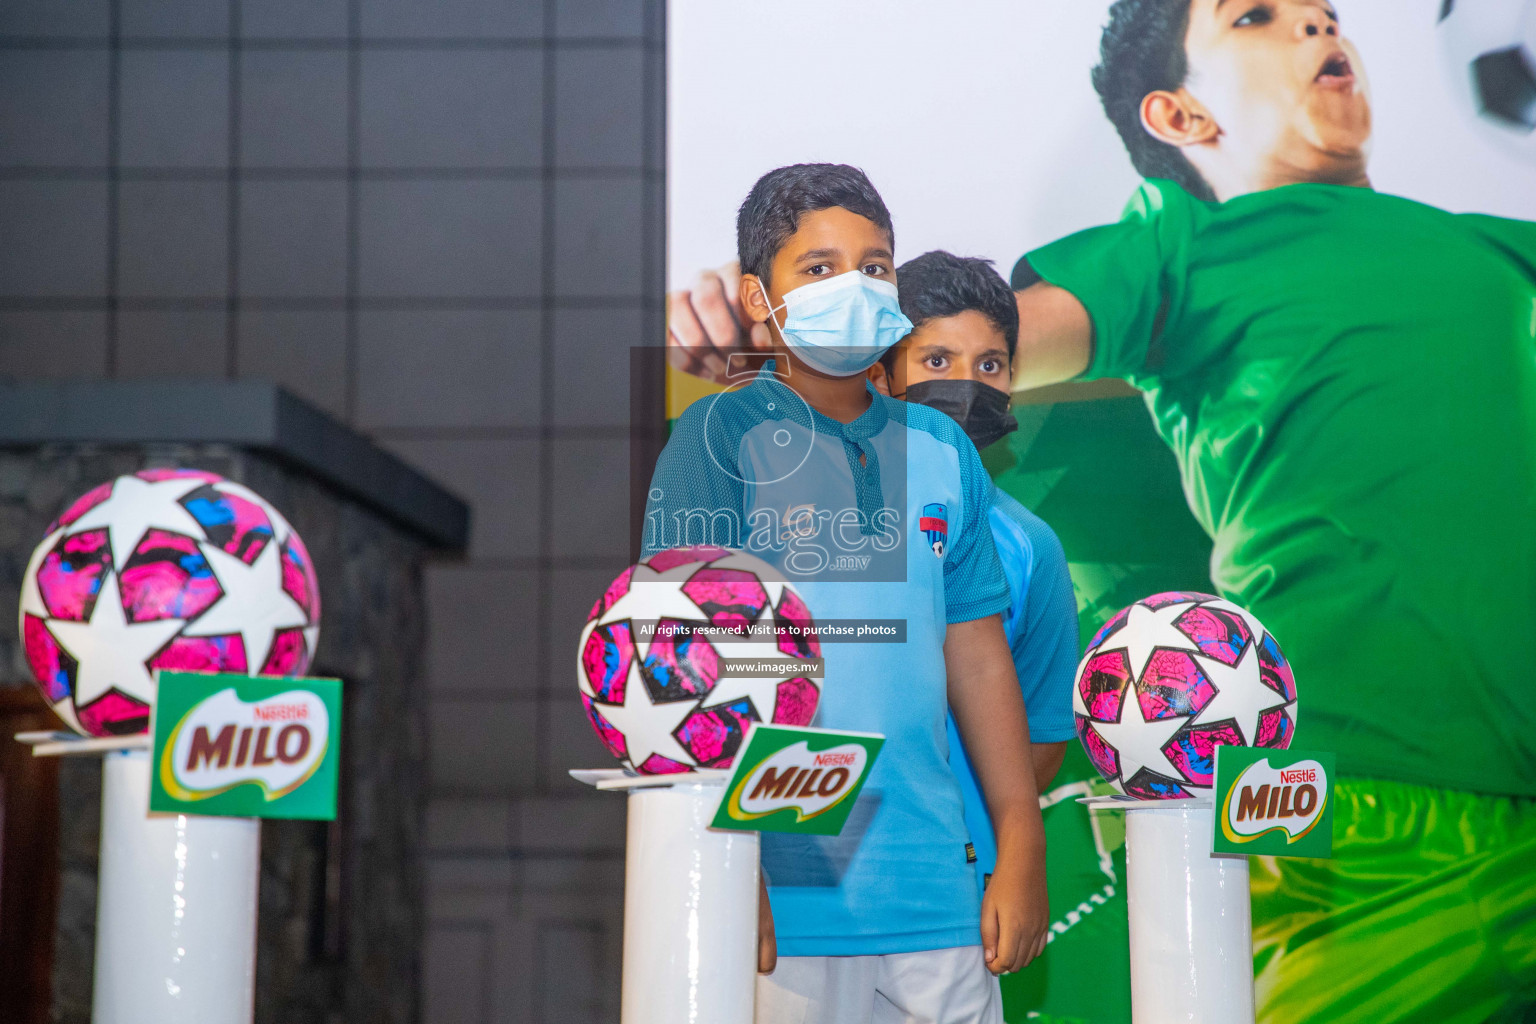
667, 260, 774, 383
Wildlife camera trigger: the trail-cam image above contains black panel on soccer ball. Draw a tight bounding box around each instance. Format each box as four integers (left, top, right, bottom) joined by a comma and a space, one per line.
1473, 46, 1536, 129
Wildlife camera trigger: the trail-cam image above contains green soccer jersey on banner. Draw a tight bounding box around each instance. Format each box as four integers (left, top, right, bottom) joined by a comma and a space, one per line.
1022, 181, 1536, 798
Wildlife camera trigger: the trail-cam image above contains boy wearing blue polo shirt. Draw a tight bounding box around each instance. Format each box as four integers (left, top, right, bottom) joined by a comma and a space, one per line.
644, 164, 1049, 1023
868, 251, 1079, 894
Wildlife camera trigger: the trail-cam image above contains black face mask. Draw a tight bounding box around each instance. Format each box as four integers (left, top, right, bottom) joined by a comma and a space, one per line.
902, 379, 1019, 451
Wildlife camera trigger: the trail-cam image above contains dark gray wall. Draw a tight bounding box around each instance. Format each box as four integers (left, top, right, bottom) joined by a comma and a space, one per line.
0, 2, 662, 1020
0, 441, 432, 1024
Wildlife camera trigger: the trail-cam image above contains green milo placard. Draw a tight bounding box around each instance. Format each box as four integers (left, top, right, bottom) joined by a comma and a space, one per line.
149, 671, 341, 820
1213, 746, 1334, 858
711, 723, 883, 837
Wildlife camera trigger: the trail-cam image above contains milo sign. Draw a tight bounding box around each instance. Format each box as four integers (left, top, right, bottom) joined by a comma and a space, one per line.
1212, 746, 1334, 858
150, 671, 341, 820
712, 723, 883, 837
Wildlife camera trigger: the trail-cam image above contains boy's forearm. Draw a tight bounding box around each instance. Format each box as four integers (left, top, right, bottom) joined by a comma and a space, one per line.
949, 615, 1052, 973
987, 772, 1046, 867
989, 799, 1046, 859
945, 616, 1046, 853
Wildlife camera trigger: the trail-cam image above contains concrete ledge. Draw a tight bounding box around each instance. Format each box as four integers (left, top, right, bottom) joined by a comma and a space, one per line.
0, 381, 469, 551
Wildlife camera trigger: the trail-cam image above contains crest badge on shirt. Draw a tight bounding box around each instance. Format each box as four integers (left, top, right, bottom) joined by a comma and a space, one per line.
781, 502, 818, 544
920, 503, 948, 558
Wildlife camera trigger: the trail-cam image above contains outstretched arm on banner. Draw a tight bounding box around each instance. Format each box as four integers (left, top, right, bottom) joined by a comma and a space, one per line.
1011, 273, 1093, 393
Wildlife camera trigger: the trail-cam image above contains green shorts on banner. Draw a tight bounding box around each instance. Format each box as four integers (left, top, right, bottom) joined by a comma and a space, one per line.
1252, 777, 1536, 1024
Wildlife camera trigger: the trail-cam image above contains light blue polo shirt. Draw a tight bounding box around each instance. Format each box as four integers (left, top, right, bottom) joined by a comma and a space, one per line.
643, 366, 1010, 956
947, 484, 1080, 895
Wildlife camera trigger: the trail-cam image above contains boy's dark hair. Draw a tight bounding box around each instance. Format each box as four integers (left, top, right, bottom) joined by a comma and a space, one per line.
1092, 0, 1216, 202
736, 163, 894, 285
881, 251, 1019, 372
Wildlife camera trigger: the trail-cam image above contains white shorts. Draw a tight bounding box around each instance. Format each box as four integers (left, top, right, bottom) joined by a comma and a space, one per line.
755, 946, 1003, 1024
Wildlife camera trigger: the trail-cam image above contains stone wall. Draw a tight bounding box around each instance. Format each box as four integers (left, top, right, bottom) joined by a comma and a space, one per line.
0, 442, 430, 1024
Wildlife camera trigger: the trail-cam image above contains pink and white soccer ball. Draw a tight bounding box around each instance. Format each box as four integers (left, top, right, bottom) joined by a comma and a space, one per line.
578, 547, 821, 774
19, 469, 322, 737
1074, 591, 1297, 800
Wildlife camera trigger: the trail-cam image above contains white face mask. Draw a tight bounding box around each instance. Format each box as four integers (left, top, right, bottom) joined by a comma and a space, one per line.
759, 271, 914, 377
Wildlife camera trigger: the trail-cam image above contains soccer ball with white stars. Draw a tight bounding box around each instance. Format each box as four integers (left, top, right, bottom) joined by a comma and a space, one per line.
578, 546, 821, 775
20, 469, 321, 737
1074, 591, 1297, 800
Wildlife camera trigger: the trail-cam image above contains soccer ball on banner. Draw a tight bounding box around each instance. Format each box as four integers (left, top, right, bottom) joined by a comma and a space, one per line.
1438, 0, 1536, 159
1074, 591, 1297, 800
578, 547, 821, 775
19, 469, 322, 737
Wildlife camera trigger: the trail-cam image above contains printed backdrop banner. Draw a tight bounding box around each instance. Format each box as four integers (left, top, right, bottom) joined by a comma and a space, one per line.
667, 2, 1536, 1021
668, 0, 1536, 294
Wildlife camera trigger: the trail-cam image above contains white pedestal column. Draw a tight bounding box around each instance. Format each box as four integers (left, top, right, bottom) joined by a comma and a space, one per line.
93, 749, 261, 1024
1123, 800, 1253, 1024
620, 778, 760, 1024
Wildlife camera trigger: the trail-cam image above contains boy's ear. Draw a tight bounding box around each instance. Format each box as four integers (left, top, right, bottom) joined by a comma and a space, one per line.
740, 273, 772, 325
1141, 87, 1220, 149
867, 360, 893, 397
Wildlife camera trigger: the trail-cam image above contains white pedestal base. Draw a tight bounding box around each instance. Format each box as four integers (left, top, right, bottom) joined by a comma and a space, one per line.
93, 749, 261, 1024
573, 770, 759, 1024
1122, 800, 1254, 1024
